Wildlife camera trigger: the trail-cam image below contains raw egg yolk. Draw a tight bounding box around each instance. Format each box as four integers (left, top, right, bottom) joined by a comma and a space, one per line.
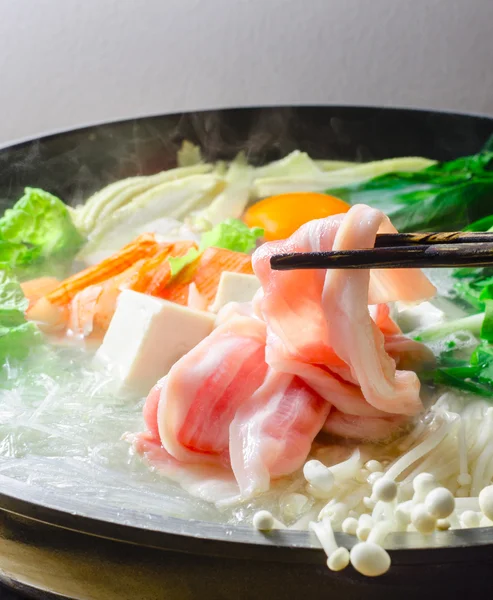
244, 192, 350, 241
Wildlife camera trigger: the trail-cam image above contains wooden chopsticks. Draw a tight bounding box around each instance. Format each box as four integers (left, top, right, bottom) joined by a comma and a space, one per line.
373, 232, 493, 247
270, 232, 493, 271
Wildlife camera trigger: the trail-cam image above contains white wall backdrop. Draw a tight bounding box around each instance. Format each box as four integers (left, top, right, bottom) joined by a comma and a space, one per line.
1, 0, 492, 145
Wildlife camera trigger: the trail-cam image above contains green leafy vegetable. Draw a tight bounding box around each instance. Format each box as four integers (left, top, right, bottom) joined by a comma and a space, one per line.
451, 212, 493, 310
168, 248, 200, 277
199, 219, 263, 253
0, 240, 39, 265
325, 150, 493, 232
419, 200, 493, 395
423, 339, 493, 398
167, 219, 263, 279
464, 215, 493, 232
418, 303, 493, 397
452, 268, 493, 312
481, 301, 493, 343
253, 155, 435, 197
0, 267, 41, 360
0, 188, 84, 273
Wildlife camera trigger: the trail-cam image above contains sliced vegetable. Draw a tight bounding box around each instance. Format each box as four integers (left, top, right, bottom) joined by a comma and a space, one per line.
199, 219, 263, 254
424, 339, 493, 398
0, 267, 42, 359
325, 150, 493, 232
74, 164, 212, 236
254, 150, 324, 180
168, 248, 201, 278
315, 160, 355, 172
452, 267, 493, 312
177, 141, 203, 167
481, 301, 493, 343
429, 365, 493, 397
77, 174, 223, 264
244, 192, 349, 241
0, 188, 84, 271
190, 153, 254, 227
0, 240, 38, 266
166, 219, 261, 279
253, 156, 435, 198
414, 312, 485, 342
451, 212, 493, 310
418, 299, 493, 397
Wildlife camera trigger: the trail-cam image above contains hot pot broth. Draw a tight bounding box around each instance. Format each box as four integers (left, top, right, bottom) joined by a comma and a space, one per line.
2, 138, 493, 576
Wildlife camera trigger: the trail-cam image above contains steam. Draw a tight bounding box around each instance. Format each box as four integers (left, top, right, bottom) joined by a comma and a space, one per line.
0, 107, 491, 211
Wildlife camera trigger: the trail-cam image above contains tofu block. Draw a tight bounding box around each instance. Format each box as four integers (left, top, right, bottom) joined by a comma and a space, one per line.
394, 300, 445, 333
94, 290, 215, 395
210, 272, 261, 313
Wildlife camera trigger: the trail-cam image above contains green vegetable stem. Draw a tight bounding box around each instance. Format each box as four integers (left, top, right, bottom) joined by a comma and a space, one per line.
325, 141, 493, 233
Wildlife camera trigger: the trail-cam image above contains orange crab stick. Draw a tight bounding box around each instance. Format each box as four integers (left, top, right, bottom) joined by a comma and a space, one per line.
193, 247, 253, 304
27, 235, 177, 335
45, 233, 166, 307
21, 277, 60, 310
244, 192, 350, 241
68, 241, 198, 338
161, 247, 253, 307
137, 241, 198, 297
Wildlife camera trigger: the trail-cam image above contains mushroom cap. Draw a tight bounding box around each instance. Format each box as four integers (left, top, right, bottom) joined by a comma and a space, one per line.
460, 510, 480, 529
342, 517, 359, 536
425, 487, 455, 519
253, 510, 274, 531
327, 547, 350, 572
373, 478, 398, 503
411, 504, 437, 534
479, 485, 493, 521
350, 542, 391, 577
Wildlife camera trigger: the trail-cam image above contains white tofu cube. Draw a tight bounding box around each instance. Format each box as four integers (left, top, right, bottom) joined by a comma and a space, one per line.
94, 290, 215, 395
210, 272, 261, 313
394, 300, 445, 333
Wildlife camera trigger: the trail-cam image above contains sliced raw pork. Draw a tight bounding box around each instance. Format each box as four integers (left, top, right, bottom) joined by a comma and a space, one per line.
144, 314, 267, 466
253, 204, 435, 420
230, 370, 331, 496
136, 204, 435, 499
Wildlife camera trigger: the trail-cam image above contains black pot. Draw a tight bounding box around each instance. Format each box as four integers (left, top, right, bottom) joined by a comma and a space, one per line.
1, 106, 493, 600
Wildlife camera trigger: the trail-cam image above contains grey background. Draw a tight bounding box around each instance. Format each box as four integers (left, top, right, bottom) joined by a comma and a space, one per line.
1, 0, 492, 146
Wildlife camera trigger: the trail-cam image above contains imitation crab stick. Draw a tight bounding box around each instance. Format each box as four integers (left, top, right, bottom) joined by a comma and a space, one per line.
132, 241, 198, 297
45, 233, 165, 306
192, 247, 253, 304
68, 241, 198, 338
69, 260, 148, 337
27, 238, 196, 337
161, 246, 253, 307
20, 277, 60, 310
25, 233, 252, 336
